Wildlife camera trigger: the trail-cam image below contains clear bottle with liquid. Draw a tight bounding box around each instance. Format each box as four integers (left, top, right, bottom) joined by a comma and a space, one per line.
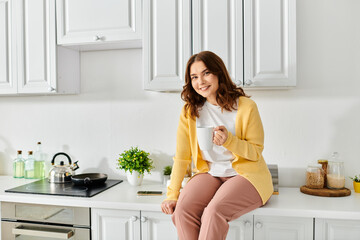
13, 150, 25, 178
34, 142, 45, 179
24, 151, 35, 179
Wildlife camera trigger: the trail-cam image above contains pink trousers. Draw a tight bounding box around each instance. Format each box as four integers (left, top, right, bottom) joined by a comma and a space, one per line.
172, 173, 263, 240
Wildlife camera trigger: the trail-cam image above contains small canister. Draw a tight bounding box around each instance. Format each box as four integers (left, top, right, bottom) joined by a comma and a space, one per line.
306, 163, 324, 189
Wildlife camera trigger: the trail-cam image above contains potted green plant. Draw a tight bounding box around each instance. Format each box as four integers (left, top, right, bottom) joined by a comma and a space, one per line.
117, 147, 154, 186
349, 175, 360, 193
163, 165, 172, 186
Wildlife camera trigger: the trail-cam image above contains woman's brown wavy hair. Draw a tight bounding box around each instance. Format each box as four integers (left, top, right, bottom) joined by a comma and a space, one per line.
181, 51, 249, 118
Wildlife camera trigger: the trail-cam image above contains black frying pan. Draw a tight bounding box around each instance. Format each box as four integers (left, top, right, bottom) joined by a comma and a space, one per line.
71, 173, 108, 186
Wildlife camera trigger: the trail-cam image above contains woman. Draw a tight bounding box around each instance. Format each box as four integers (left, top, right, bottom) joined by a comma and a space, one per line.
161, 51, 273, 240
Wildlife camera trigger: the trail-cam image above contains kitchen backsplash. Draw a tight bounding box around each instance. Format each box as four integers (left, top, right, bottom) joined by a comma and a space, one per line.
0, 46, 360, 188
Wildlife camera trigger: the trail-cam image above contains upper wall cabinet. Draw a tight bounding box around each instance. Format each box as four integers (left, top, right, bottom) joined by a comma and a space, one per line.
0, 0, 16, 93
56, 0, 142, 51
0, 0, 79, 95
143, 0, 297, 91
143, 0, 192, 91
192, 0, 243, 86
244, 0, 297, 88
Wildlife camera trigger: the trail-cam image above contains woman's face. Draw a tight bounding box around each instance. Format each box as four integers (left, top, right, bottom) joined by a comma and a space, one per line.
190, 61, 219, 105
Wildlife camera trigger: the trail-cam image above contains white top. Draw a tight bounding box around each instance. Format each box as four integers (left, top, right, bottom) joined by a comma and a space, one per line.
197, 101, 238, 177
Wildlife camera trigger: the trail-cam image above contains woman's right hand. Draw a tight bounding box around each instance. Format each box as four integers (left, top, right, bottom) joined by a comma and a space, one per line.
161, 200, 177, 214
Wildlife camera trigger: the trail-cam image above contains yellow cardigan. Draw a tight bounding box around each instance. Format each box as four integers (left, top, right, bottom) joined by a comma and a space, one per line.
165, 96, 273, 205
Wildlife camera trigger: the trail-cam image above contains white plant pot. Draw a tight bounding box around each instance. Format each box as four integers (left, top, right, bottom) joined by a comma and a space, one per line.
163, 175, 170, 186
126, 171, 144, 186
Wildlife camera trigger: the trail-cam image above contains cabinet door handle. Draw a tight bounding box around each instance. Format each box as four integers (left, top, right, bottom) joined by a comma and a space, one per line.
94, 35, 104, 41
245, 79, 253, 86
244, 221, 251, 228
255, 222, 263, 229
48, 87, 56, 92
235, 80, 243, 86
140, 216, 148, 222
130, 216, 138, 222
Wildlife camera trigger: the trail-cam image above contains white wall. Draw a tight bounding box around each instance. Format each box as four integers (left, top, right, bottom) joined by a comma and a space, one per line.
0, 0, 360, 188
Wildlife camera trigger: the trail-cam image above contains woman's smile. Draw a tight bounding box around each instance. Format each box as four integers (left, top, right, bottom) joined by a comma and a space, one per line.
199, 85, 210, 91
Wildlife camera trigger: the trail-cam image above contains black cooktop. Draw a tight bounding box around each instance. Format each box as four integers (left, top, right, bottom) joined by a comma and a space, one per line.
5, 179, 123, 197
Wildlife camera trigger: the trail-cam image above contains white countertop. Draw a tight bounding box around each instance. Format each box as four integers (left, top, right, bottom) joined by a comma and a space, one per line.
0, 176, 167, 211
0, 176, 360, 220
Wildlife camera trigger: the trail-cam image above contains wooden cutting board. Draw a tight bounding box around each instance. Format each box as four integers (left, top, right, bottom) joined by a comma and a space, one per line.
300, 185, 351, 197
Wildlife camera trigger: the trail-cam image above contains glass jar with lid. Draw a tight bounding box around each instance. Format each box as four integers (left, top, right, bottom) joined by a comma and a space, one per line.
306, 163, 324, 189
327, 152, 345, 189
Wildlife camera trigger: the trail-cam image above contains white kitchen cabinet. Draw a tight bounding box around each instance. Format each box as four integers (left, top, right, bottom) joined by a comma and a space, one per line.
15, 0, 57, 94
141, 211, 256, 240
244, 0, 297, 88
315, 218, 360, 240
140, 210, 256, 240
140, 211, 253, 240
91, 208, 141, 240
92, 208, 253, 240
227, 214, 253, 240
144, 0, 297, 91
192, 0, 243, 86
141, 211, 178, 240
0, 0, 80, 95
143, 0, 192, 91
0, 0, 16, 94
253, 215, 313, 240
56, 0, 142, 50
138, 213, 312, 240
92, 209, 178, 240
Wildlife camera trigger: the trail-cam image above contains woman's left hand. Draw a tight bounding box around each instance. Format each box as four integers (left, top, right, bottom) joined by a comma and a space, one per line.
213, 125, 228, 146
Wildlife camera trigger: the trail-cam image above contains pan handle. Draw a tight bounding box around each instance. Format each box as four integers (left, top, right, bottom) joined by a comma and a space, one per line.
51, 152, 72, 166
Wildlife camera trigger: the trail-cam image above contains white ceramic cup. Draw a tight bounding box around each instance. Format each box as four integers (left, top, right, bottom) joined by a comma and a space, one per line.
197, 126, 214, 151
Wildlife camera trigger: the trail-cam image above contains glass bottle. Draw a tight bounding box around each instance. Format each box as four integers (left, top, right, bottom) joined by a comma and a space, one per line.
24, 151, 35, 179
13, 150, 25, 178
306, 163, 324, 189
34, 142, 45, 179
327, 152, 345, 189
